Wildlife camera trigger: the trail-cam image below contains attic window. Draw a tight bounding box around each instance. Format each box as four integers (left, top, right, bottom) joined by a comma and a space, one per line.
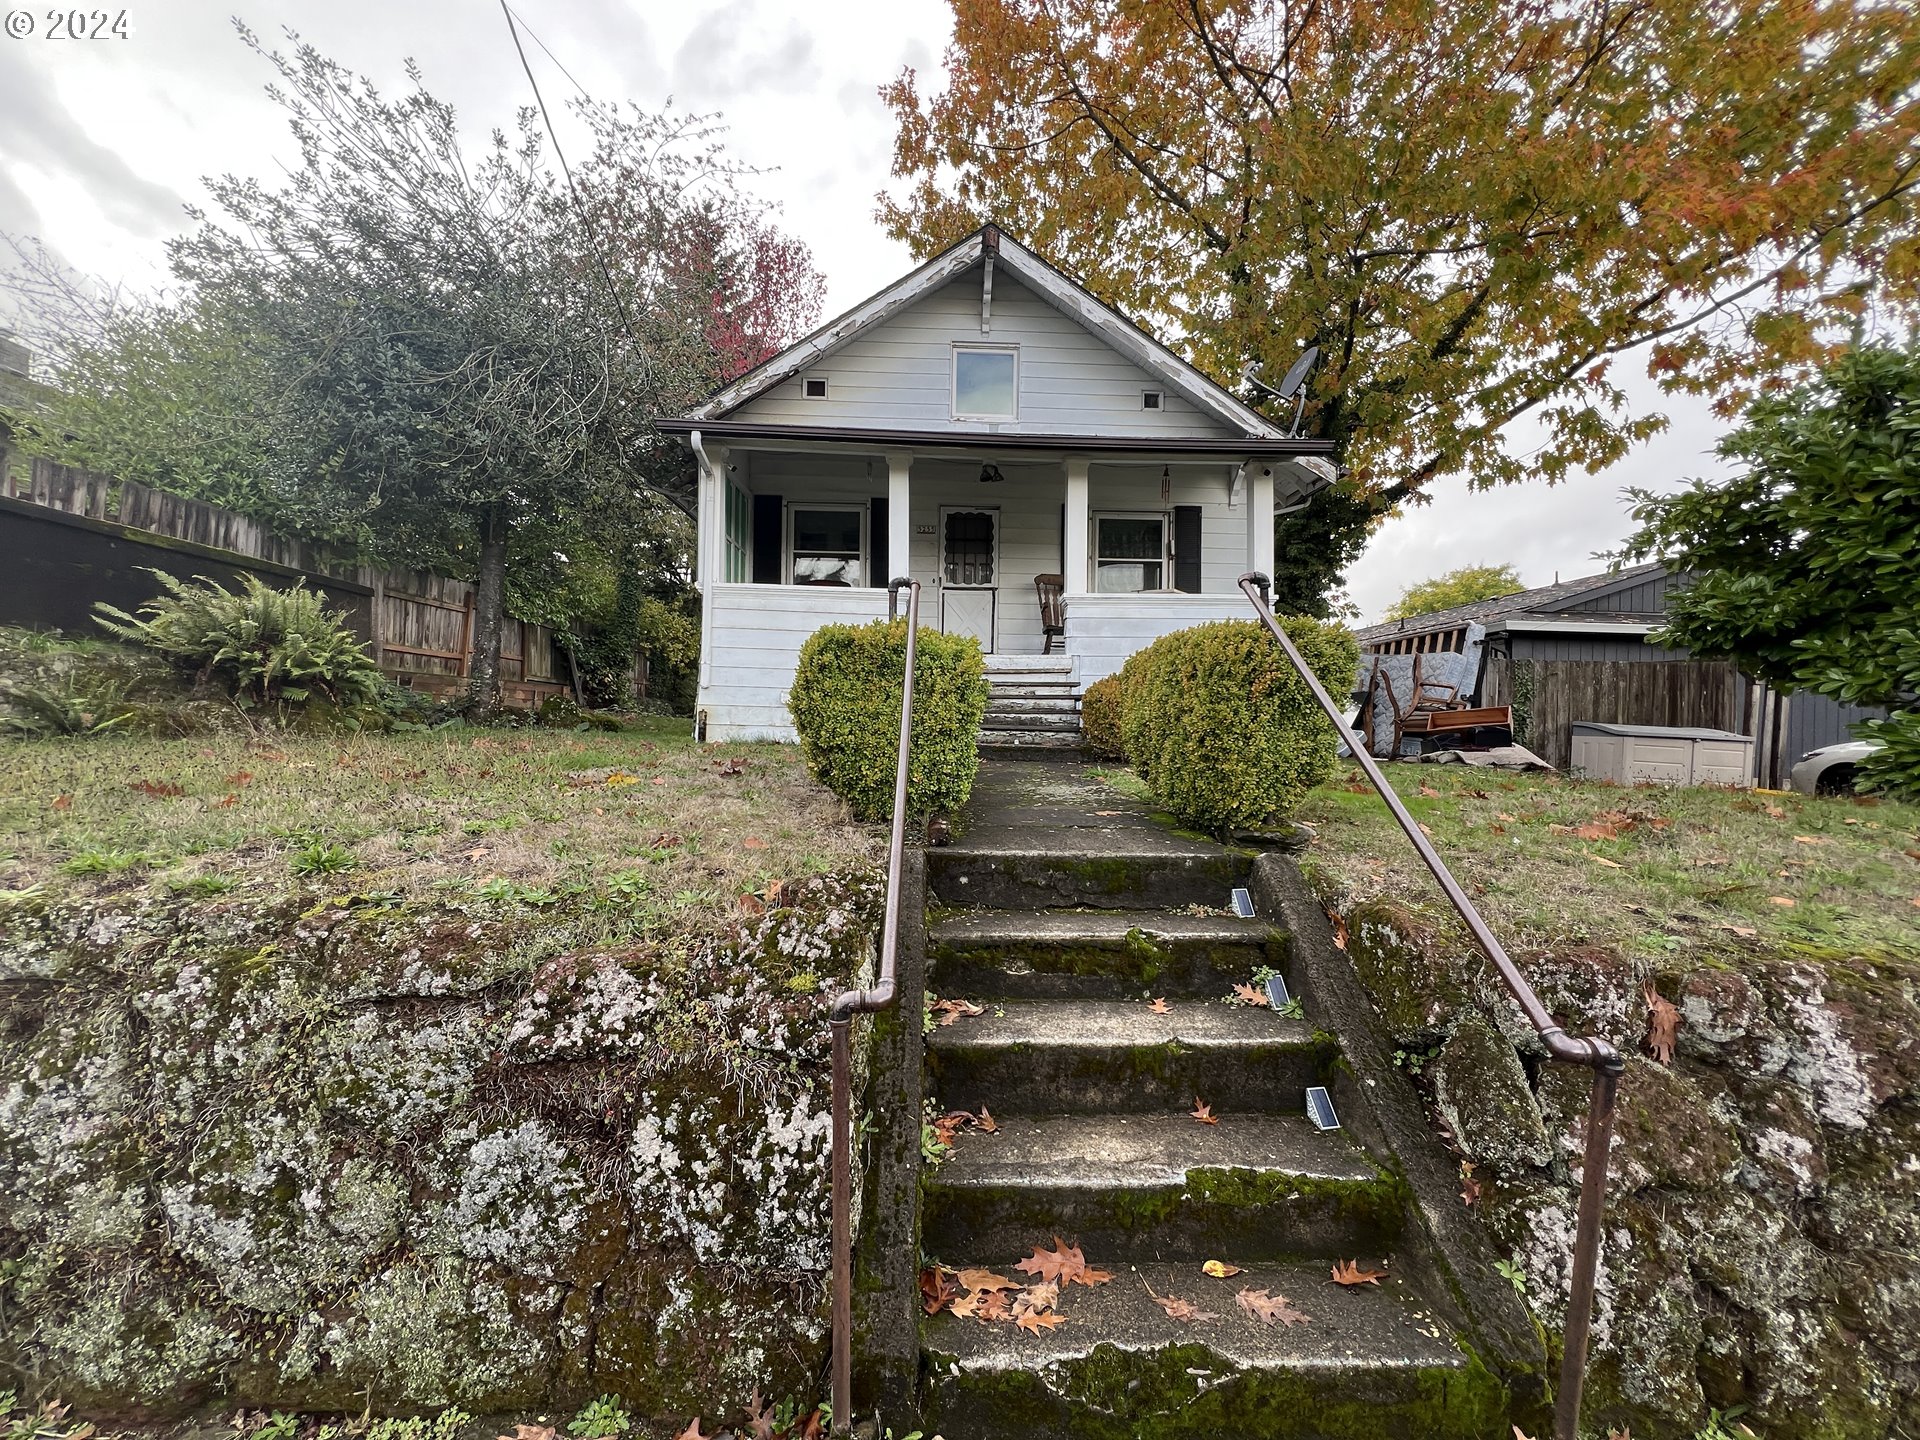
1142, 389, 1163, 411
803, 375, 829, 399
953, 345, 1018, 421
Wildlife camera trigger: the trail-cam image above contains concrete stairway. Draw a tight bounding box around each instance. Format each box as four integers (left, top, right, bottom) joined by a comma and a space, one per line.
979, 655, 1082, 752
915, 760, 1504, 1439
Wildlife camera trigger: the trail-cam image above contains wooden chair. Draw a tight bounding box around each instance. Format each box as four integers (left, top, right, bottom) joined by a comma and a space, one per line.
1035, 573, 1065, 654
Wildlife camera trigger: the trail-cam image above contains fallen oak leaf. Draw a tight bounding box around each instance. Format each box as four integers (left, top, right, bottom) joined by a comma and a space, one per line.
1011, 1280, 1059, 1318
956, 1268, 1019, 1294
1190, 1097, 1219, 1125
1330, 1259, 1388, 1287
975, 1105, 999, 1134
1146, 1280, 1217, 1323
1237, 1286, 1309, 1326
1767, 895, 1796, 907
1017, 1309, 1067, 1333
1149, 996, 1172, 1015
742, 834, 765, 847
1715, 922, 1758, 938
51, 794, 72, 811
1201, 1259, 1243, 1278
975, 1289, 1012, 1322
931, 996, 986, 1025
1015, 1237, 1111, 1288
1590, 853, 1625, 869
500, 1425, 557, 1440
1644, 982, 1680, 1066
675, 1420, 707, 1440
1231, 982, 1270, 1008
743, 1388, 777, 1440
920, 1266, 958, 1315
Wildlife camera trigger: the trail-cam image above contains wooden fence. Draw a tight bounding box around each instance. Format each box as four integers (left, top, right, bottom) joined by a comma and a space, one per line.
1, 454, 568, 708
1482, 656, 1746, 770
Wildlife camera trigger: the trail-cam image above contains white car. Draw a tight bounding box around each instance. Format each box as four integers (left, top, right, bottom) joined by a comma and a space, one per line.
1789, 739, 1884, 797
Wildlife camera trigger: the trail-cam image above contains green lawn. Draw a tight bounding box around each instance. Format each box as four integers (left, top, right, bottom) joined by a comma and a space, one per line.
1294, 763, 1920, 960
0, 721, 879, 946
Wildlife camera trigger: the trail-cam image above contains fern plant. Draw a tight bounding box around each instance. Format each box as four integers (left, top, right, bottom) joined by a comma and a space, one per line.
0, 668, 135, 737
95, 571, 382, 708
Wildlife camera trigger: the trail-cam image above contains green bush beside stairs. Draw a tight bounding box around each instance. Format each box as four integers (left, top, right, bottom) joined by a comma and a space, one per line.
788, 617, 989, 822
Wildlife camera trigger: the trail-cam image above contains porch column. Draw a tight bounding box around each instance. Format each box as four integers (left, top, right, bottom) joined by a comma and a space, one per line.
886, 450, 912, 586
695, 441, 729, 698
1064, 455, 1091, 595
1248, 459, 1275, 581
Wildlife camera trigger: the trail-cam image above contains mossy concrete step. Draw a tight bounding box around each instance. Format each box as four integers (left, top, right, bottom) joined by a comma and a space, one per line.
930, 908, 1288, 999
924, 1112, 1404, 1264
928, 845, 1251, 910
921, 1258, 1502, 1440
928, 999, 1335, 1114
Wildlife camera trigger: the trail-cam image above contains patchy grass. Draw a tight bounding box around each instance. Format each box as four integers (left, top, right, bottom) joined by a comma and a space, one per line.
0, 722, 880, 944
1294, 763, 1920, 960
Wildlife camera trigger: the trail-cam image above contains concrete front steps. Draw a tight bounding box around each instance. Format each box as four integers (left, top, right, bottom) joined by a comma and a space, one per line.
916, 760, 1501, 1439
979, 654, 1082, 752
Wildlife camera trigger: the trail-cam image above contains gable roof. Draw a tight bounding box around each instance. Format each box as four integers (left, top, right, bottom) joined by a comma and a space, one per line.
1355, 562, 1671, 642
680, 225, 1287, 440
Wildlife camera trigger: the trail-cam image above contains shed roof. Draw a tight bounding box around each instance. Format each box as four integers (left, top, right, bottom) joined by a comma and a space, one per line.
1355, 562, 1670, 643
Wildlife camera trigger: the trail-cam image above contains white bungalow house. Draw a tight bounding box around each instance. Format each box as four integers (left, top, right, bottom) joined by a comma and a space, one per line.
657, 225, 1336, 743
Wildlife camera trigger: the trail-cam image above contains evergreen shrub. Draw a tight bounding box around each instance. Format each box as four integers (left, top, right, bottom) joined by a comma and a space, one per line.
1080, 674, 1126, 759
1119, 617, 1358, 834
787, 618, 988, 822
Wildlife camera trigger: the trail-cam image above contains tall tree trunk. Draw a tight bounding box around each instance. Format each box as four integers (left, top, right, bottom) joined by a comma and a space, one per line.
467, 504, 508, 717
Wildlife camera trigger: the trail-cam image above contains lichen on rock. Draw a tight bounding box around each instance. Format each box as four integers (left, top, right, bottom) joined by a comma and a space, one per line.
1307, 866, 1920, 1440
0, 867, 883, 1423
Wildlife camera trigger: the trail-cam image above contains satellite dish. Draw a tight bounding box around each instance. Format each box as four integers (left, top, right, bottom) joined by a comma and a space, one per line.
1243, 346, 1320, 437
1276, 346, 1319, 400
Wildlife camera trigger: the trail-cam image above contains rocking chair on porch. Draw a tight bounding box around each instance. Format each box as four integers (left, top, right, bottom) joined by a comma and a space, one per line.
1035, 574, 1066, 654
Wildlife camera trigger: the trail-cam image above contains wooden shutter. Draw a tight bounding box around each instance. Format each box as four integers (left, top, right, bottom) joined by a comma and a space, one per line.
751, 494, 782, 584
1173, 505, 1203, 593
870, 497, 889, 588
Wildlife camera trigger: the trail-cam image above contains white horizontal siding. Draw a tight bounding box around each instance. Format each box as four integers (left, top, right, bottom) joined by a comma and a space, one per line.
700, 582, 888, 743
1065, 594, 1251, 689
733, 272, 1237, 439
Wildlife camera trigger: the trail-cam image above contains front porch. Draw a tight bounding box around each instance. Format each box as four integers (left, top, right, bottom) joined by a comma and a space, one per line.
689, 439, 1309, 742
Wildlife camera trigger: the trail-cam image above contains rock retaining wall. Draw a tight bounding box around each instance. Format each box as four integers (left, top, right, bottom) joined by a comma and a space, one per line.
0, 876, 882, 1424
1310, 878, 1919, 1440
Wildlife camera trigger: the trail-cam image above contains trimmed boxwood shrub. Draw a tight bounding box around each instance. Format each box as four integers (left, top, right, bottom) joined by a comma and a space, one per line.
1080, 674, 1126, 759
1120, 617, 1358, 835
788, 618, 989, 822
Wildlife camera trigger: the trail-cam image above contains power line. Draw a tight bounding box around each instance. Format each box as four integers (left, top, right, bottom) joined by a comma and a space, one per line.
496, 0, 642, 368
505, 4, 592, 102
495, 0, 697, 524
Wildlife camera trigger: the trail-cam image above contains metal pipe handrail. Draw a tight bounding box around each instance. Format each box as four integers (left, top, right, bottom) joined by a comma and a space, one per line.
1237, 573, 1623, 1440
829, 577, 921, 1437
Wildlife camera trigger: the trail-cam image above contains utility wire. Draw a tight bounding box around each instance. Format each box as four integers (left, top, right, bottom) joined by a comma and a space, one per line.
497, 0, 698, 522
496, 0, 643, 369
506, 3, 593, 102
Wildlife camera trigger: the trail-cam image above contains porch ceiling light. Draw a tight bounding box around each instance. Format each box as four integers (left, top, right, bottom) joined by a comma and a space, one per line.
978, 463, 1005, 483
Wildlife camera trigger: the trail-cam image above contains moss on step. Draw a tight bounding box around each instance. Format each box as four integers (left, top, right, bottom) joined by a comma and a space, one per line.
921, 1340, 1509, 1439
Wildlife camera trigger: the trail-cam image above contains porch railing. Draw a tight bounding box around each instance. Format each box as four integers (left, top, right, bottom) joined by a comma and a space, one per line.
1238, 573, 1624, 1440
828, 576, 921, 1437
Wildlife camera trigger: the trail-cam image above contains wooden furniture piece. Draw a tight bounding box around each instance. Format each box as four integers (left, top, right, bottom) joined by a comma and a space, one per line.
1034, 573, 1065, 654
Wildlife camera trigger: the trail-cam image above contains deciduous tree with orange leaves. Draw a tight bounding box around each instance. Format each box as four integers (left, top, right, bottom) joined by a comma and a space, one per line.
880, 0, 1920, 611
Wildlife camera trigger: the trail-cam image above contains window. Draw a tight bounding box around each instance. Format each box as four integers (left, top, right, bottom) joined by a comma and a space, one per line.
1093, 513, 1167, 593
788, 505, 864, 587
952, 345, 1018, 420
803, 374, 829, 399
1142, 389, 1163, 411
724, 482, 750, 582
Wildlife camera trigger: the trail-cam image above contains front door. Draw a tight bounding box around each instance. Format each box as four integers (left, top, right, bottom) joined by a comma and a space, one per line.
939, 506, 998, 653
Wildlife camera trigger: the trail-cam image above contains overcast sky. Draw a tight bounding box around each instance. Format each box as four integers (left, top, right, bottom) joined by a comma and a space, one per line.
0, 1, 1716, 621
